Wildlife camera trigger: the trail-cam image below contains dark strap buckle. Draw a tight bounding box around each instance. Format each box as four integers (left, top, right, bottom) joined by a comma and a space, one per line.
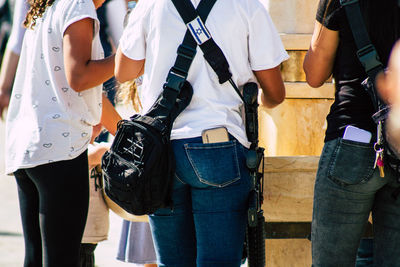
340, 0, 358, 6
357, 44, 383, 73
177, 44, 197, 60
165, 68, 186, 92
371, 105, 390, 124
139, 115, 168, 134
165, 45, 196, 91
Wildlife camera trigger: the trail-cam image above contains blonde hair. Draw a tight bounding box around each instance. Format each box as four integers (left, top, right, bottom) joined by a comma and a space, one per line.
24, 0, 55, 29
117, 79, 142, 112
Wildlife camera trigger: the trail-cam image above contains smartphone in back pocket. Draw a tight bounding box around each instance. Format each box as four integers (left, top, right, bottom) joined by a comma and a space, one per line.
343, 125, 372, 143
202, 127, 229, 144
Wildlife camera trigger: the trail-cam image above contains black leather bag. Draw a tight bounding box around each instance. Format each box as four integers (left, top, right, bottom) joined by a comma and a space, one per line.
102, 82, 193, 215
102, 0, 221, 216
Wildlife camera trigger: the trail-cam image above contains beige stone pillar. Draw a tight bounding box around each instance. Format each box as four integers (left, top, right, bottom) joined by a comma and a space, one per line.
259, 0, 333, 157
264, 0, 319, 34
259, 1, 335, 266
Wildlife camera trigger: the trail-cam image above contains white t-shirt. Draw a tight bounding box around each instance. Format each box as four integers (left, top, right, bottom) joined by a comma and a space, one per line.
6, 0, 28, 54
119, 0, 288, 147
5, 0, 103, 174
104, 0, 126, 47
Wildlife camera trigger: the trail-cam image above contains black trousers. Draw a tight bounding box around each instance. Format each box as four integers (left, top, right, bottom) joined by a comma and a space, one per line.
14, 151, 89, 267
79, 243, 97, 267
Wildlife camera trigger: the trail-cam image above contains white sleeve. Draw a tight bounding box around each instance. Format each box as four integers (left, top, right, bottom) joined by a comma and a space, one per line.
105, 0, 126, 47
6, 0, 28, 55
61, 0, 99, 37
248, 4, 289, 71
118, 1, 149, 61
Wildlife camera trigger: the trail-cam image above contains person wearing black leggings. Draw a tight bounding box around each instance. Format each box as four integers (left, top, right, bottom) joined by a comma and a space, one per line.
13, 152, 89, 267
4, 0, 121, 266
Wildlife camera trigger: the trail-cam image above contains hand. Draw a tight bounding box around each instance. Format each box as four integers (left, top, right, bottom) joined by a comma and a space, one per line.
91, 124, 103, 144
88, 142, 111, 169
0, 90, 10, 120
377, 41, 400, 106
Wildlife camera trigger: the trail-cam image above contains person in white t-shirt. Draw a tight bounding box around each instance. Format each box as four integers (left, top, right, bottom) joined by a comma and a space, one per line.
115, 0, 288, 266
0, 0, 28, 119
5, 0, 121, 266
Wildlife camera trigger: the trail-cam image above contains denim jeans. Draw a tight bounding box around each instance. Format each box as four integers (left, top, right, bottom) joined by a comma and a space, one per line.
355, 238, 373, 267
148, 136, 252, 267
312, 138, 400, 267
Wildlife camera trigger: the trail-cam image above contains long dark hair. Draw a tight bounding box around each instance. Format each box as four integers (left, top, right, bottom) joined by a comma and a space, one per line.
24, 0, 55, 29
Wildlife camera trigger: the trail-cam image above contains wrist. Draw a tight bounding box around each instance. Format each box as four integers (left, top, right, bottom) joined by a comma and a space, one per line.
0, 85, 12, 96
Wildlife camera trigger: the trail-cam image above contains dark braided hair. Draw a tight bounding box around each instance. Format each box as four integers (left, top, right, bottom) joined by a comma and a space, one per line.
24, 0, 55, 29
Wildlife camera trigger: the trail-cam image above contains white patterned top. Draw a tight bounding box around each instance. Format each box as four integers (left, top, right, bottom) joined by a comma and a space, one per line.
5, 0, 103, 174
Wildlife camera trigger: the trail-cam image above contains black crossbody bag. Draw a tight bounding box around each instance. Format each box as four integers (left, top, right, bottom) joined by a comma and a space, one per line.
102, 0, 219, 215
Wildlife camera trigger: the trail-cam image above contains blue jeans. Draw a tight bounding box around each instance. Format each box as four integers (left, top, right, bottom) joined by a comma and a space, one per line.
149, 136, 252, 267
312, 138, 400, 267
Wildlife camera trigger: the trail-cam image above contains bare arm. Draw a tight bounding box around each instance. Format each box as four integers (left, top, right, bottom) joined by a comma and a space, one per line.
115, 47, 145, 83
254, 66, 286, 108
63, 18, 115, 92
303, 21, 339, 88
100, 94, 122, 136
378, 41, 400, 152
0, 50, 20, 119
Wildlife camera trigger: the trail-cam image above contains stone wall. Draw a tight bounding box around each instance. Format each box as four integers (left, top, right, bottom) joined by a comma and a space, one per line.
264, 0, 319, 34
260, 1, 332, 266
259, 0, 333, 157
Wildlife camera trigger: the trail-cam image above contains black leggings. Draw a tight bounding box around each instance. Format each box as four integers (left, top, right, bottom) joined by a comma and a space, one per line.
14, 152, 89, 267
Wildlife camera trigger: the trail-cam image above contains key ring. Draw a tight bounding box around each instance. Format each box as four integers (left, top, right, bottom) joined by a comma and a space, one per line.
374, 143, 384, 153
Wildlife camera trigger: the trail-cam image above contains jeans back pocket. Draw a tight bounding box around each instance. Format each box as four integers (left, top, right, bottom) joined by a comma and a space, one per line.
184, 140, 241, 187
328, 139, 376, 185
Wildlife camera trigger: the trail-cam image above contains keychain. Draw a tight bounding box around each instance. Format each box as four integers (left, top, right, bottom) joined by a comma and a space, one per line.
374, 121, 385, 178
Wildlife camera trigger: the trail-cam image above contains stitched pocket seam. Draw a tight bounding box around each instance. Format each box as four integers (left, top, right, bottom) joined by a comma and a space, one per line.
184, 140, 241, 187
327, 139, 375, 186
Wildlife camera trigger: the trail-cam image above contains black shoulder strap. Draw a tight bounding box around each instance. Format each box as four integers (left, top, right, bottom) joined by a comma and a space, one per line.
165, 0, 217, 91
169, 0, 245, 102
161, 0, 219, 114
170, 0, 231, 82
340, 0, 384, 108
340, 0, 384, 79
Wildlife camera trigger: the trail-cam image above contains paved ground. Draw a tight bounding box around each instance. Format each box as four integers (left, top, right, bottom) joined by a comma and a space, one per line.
0, 114, 142, 267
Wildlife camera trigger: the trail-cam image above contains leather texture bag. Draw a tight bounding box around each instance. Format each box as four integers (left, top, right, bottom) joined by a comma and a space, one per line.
102, 82, 193, 215
101, 0, 220, 216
